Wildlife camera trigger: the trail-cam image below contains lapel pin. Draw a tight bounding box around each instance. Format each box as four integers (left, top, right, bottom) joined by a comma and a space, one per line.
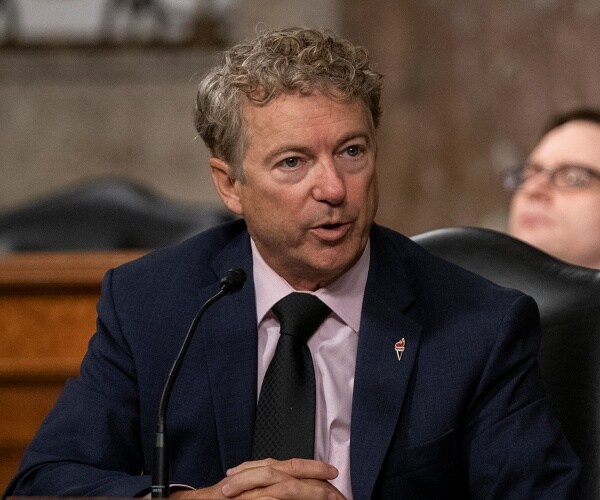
394, 338, 406, 361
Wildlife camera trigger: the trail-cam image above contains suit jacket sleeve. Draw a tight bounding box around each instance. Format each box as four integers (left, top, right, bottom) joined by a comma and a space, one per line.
463, 293, 580, 499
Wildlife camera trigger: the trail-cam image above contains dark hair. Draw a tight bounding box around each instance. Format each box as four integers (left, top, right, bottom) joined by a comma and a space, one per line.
195, 27, 383, 179
541, 107, 600, 137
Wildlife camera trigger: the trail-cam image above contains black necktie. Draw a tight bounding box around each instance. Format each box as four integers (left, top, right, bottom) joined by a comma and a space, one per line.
252, 292, 331, 460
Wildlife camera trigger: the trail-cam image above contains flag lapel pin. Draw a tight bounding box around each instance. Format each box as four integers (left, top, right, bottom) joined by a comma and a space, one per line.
394, 338, 406, 361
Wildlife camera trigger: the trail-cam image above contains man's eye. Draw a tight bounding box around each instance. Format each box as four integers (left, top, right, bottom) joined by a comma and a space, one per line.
563, 171, 587, 186
282, 157, 299, 168
346, 145, 361, 157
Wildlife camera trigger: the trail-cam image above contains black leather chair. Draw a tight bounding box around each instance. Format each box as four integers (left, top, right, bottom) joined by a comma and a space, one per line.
412, 226, 600, 499
0, 176, 234, 252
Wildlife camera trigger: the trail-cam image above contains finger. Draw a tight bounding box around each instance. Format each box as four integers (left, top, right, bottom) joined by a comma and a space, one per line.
261, 478, 346, 500
222, 460, 338, 498
227, 458, 337, 480
227, 477, 345, 500
222, 464, 286, 497
170, 480, 230, 499
271, 458, 339, 481
226, 457, 277, 476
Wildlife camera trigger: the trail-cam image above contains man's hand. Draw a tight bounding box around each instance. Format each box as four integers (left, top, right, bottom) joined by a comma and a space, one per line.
170, 458, 345, 499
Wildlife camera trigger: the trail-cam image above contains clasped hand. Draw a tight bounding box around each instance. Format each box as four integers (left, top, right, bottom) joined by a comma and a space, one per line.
170, 458, 346, 500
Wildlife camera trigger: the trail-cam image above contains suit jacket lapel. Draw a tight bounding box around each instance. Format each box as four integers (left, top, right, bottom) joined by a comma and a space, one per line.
201, 229, 259, 471
351, 228, 423, 499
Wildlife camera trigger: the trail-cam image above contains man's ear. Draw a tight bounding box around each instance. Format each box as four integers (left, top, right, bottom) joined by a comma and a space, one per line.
210, 157, 244, 216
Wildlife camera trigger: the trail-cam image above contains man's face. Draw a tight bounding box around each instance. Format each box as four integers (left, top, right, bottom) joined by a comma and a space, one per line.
212, 90, 378, 290
508, 120, 600, 269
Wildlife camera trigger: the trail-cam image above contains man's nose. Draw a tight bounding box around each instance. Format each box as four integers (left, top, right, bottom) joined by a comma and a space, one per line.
313, 159, 346, 204
521, 168, 554, 195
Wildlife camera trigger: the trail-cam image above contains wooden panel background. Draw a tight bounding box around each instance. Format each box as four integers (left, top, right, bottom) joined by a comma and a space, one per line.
0, 251, 144, 492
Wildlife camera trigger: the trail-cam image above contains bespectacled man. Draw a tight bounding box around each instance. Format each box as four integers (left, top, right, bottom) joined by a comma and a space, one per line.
506, 108, 600, 269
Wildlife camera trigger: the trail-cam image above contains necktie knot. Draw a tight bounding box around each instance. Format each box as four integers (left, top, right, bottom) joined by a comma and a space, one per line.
272, 292, 331, 342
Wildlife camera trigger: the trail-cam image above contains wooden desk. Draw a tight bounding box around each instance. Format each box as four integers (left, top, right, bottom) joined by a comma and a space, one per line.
0, 251, 145, 492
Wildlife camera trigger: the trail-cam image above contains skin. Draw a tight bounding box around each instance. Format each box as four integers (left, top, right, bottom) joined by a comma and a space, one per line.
508, 120, 600, 269
211, 89, 379, 291
174, 90, 379, 498
171, 458, 342, 499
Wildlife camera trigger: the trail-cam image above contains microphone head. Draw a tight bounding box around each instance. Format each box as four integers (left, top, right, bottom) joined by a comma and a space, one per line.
220, 268, 246, 294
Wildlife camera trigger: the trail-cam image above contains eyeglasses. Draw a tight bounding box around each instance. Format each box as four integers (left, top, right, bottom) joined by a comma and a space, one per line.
502, 162, 600, 192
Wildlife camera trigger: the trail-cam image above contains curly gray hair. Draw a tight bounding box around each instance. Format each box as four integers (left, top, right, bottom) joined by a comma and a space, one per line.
194, 27, 383, 180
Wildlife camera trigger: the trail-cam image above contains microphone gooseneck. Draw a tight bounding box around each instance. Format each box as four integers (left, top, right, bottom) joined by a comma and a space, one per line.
151, 268, 247, 498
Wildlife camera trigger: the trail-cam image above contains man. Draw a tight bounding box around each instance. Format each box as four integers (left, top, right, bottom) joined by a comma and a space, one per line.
5, 27, 579, 499
507, 108, 600, 269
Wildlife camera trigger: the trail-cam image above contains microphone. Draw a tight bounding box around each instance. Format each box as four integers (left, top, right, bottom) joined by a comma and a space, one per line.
151, 268, 247, 498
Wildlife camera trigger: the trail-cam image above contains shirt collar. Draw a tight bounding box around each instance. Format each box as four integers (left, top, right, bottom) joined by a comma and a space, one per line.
251, 239, 370, 333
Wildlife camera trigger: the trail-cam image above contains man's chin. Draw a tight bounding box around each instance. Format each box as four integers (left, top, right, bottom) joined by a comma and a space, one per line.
284, 260, 349, 290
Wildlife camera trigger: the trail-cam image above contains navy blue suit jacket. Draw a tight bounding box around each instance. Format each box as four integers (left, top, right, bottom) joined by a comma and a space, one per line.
5, 220, 579, 499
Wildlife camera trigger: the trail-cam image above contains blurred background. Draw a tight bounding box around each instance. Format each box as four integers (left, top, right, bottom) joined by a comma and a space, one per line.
1, 0, 600, 238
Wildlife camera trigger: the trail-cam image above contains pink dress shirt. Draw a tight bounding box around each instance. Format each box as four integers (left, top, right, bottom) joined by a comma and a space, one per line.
252, 239, 370, 500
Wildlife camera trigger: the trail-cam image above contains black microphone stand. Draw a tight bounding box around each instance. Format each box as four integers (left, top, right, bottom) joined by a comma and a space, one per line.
151, 269, 246, 498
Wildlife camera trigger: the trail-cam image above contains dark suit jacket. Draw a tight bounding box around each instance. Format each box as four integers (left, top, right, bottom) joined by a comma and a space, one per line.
5, 220, 580, 499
